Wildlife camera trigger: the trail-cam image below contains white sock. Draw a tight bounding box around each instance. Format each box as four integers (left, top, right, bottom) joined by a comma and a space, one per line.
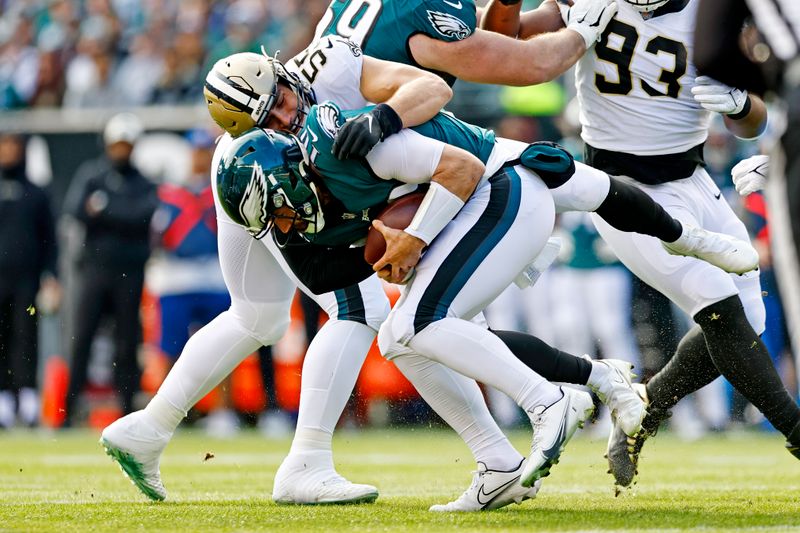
289, 320, 376, 455
587, 360, 608, 391
393, 353, 523, 471
407, 318, 562, 412
143, 394, 185, 435
150, 311, 262, 432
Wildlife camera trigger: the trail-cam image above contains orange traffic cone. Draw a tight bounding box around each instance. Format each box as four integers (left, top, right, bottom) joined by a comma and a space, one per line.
40, 355, 69, 428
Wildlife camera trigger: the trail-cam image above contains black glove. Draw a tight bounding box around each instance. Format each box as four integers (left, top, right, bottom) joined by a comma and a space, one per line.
332, 103, 403, 160
498, 0, 522, 5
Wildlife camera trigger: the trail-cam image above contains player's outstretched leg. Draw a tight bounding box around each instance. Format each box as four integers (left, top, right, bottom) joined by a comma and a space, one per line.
662, 222, 759, 274
521, 387, 595, 487
100, 411, 171, 501
587, 359, 647, 438
272, 451, 378, 505
491, 331, 646, 438
429, 460, 542, 512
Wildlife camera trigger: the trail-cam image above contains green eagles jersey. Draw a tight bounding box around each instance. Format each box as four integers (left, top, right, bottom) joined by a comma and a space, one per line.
314, 0, 477, 85
299, 101, 496, 247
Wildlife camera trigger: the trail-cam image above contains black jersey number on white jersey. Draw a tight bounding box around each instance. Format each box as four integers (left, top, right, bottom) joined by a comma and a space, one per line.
293, 44, 329, 84
595, 19, 687, 98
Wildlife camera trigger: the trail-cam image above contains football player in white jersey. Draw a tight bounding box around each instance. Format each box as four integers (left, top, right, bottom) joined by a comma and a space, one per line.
482, 0, 800, 487
99, 36, 454, 505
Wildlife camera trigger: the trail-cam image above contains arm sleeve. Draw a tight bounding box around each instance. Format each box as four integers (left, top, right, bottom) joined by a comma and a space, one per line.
278, 238, 375, 295
418, 0, 478, 42
693, 0, 767, 94
366, 128, 445, 183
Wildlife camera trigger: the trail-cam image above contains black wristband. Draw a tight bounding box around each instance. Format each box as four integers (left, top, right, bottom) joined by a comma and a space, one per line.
727, 95, 752, 120
372, 103, 403, 139
498, 0, 522, 4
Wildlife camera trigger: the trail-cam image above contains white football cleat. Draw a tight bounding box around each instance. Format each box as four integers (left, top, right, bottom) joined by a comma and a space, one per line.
662, 223, 759, 274
521, 387, 595, 487
272, 451, 378, 505
100, 411, 171, 501
588, 359, 646, 437
429, 459, 542, 512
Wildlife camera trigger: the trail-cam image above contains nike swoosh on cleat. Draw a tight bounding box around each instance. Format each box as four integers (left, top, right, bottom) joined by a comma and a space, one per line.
443, 0, 462, 8
475, 476, 520, 506
714, 193, 721, 200
541, 411, 569, 461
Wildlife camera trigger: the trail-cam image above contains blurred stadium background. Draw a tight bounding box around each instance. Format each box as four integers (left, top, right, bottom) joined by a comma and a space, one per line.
0, 0, 795, 449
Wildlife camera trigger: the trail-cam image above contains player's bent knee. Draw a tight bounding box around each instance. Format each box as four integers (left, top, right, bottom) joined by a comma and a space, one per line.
229, 298, 291, 346
551, 162, 611, 213
519, 141, 576, 189
739, 288, 767, 335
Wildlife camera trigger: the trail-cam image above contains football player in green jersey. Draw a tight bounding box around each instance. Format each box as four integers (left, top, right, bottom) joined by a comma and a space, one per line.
219, 108, 599, 503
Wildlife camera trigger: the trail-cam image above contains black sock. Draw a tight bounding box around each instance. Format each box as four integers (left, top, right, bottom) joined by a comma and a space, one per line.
492, 329, 592, 385
695, 295, 800, 437
595, 177, 683, 242
646, 325, 721, 411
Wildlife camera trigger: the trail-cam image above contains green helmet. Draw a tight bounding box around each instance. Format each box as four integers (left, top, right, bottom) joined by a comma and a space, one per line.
216, 128, 325, 239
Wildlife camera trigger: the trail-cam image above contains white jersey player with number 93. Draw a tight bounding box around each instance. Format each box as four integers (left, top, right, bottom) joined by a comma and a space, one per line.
482, 0, 800, 488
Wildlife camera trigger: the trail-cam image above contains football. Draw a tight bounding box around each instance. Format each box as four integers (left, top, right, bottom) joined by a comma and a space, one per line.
363, 191, 426, 265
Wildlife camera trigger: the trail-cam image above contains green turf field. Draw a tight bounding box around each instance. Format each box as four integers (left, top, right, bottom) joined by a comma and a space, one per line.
1, 428, 799, 531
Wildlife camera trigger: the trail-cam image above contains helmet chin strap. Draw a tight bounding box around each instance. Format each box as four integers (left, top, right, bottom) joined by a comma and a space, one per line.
301, 182, 326, 234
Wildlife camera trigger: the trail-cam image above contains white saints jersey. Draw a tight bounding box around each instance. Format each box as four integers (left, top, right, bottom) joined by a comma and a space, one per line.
286, 35, 369, 111
214, 36, 368, 164
576, 0, 712, 156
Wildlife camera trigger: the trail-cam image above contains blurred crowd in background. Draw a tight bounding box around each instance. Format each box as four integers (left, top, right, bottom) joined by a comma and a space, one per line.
0, 0, 329, 109
0, 1, 795, 442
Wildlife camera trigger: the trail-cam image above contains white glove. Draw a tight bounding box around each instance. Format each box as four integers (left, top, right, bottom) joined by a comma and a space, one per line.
566, 0, 618, 49
691, 75, 748, 115
731, 154, 769, 196
556, 0, 572, 25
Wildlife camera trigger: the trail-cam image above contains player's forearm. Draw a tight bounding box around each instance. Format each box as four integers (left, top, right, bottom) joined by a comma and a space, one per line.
385, 76, 453, 128
412, 29, 584, 86
361, 57, 452, 127
480, 0, 523, 38
398, 146, 482, 252
517, 0, 566, 39
724, 94, 767, 139
431, 145, 484, 202
511, 29, 586, 85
